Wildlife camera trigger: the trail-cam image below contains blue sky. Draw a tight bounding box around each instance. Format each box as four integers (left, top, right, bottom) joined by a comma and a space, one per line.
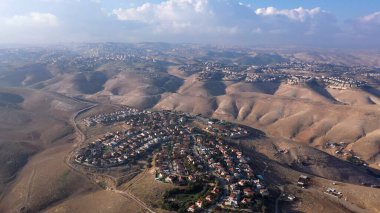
0, 0, 380, 48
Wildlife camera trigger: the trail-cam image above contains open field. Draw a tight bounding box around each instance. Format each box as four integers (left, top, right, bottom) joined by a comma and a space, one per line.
119, 167, 178, 213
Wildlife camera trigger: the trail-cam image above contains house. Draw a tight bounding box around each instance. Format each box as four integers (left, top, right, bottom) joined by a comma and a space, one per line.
260, 188, 269, 196
238, 179, 249, 186
225, 175, 233, 182
224, 198, 238, 207
256, 183, 264, 189
297, 175, 310, 187
155, 171, 164, 180
247, 172, 255, 179
288, 194, 296, 201
195, 199, 203, 208
211, 187, 220, 194
243, 188, 254, 197
325, 188, 343, 198
187, 204, 197, 212
226, 195, 239, 207
224, 200, 233, 206
188, 175, 196, 182
205, 195, 213, 202
230, 183, 238, 191
165, 175, 174, 183
241, 197, 251, 204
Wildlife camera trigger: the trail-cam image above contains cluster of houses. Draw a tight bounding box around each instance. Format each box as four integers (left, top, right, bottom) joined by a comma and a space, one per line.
221, 70, 246, 81
78, 107, 268, 211
77, 110, 193, 167
325, 188, 343, 198
194, 136, 269, 210
189, 62, 247, 81
297, 175, 311, 188
39, 44, 159, 70
180, 60, 372, 91
196, 68, 285, 83
178, 64, 203, 75
245, 73, 286, 83
323, 141, 368, 167
324, 141, 348, 155
285, 75, 314, 85
83, 107, 139, 126
204, 122, 249, 139
320, 76, 366, 89
285, 75, 366, 89
155, 129, 268, 212
74, 129, 169, 167
155, 135, 194, 184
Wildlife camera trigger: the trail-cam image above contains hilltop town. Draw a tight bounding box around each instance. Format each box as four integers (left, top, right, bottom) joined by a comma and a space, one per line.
74, 108, 272, 212
184, 61, 374, 90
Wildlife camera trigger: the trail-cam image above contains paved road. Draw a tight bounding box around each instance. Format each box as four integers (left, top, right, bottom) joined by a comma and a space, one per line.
64, 104, 98, 178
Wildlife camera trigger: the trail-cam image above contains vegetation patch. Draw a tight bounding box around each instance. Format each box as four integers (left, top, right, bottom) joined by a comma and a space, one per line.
58, 170, 71, 184
162, 182, 211, 213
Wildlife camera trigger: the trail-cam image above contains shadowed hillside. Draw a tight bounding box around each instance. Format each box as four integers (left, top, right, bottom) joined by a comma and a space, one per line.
0, 64, 53, 87
0, 88, 88, 198
237, 53, 288, 65
73, 72, 108, 94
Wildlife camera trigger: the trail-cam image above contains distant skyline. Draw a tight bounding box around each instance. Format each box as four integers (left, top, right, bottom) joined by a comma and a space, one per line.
1, 0, 380, 49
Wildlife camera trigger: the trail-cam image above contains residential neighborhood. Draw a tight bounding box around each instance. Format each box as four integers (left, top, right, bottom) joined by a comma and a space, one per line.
180, 61, 374, 89
74, 108, 268, 212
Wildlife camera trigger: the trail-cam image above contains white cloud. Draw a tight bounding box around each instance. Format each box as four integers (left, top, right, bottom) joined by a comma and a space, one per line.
255, 7, 322, 22
113, 0, 213, 32
359, 11, 380, 24
4, 12, 58, 27
345, 11, 380, 47
0, 0, 378, 48
0, 12, 60, 44
113, 0, 211, 22
110, 1, 343, 46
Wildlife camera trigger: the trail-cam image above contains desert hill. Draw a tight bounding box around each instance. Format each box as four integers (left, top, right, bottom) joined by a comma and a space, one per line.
243, 137, 378, 185
0, 143, 97, 213
0, 64, 53, 87
226, 81, 281, 95
177, 76, 228, 97
283, 50, 380, 67
19, 64, 378, 174
0, 88, 88, 198
0, 45, 379, 212
327, 88, 380, 105
35, 69, 380, 170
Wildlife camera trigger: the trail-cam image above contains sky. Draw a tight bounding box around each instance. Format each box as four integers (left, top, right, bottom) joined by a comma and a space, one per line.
0, 0, 380, 49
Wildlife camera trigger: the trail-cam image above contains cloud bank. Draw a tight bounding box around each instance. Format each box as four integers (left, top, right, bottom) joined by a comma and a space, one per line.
0, 0, 379, 48
4, 12, 58, 27
112, 0, 339, 46
255, 7, 322, 22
